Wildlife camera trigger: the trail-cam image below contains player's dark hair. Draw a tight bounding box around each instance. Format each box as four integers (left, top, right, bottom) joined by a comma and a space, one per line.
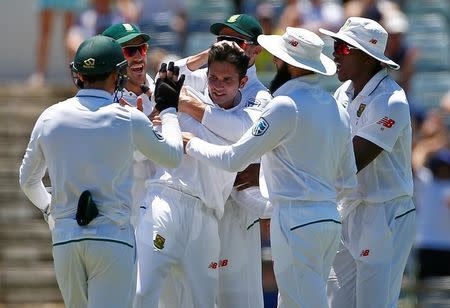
80, 72, 111, 84
208, 43, 249, 80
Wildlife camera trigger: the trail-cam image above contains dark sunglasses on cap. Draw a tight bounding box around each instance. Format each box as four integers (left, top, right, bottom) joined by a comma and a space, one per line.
122, 43, 148, 58
216, 35, 256, 48
334, 40, 359, 55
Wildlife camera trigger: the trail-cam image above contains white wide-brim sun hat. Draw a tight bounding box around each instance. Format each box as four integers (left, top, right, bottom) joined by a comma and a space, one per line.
257, 27, 336, 76
319, 17, 400, 70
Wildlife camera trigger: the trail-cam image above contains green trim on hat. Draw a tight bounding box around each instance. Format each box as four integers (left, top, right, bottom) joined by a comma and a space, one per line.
102, 23, 150, 45
210, 14, 263, 43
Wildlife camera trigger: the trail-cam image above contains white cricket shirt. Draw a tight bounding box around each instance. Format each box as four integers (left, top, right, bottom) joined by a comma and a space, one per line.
19, 89, 182, 245
334, 69, 413, 203
148, 87, 237, 219
187, 75, 357, 203
176, 57, 272, 142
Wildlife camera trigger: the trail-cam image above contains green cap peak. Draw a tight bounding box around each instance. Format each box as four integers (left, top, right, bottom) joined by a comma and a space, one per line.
210, 14, 263, 43
102, 23, 150, 45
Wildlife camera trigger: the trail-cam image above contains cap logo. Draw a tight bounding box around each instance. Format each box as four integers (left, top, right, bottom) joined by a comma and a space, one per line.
289, 40, 299, 47
369, 38, 378, 44
83, 58, 95, 68
227, 15, 240, 23
123, 23, 134, 32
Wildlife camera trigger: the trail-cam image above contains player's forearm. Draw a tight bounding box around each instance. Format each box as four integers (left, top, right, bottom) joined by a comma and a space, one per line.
134, 109, 183, 169
178, 97, 206, 122
186, 49, 209, 71
20, 181, 51, 211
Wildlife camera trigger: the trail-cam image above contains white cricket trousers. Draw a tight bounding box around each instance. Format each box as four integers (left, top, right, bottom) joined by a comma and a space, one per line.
216, 198, 264, 308
134, 184, 220, 308
271, 201, 342, 308
327, 197, 416, 308
53, 238, 136, 308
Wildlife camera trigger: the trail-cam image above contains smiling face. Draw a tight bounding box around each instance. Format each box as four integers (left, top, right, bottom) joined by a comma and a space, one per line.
122, 36, 148, 91
207, 61, 247, 109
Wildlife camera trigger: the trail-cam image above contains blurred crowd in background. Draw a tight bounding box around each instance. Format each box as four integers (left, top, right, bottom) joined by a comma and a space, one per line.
23, 0, 450, 305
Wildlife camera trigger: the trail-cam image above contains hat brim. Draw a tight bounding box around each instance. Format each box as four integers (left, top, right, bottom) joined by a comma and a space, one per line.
258, 35, 336, 76
210, 23, 255, 42
116, 33, 150, 45
319, 28, 400, 70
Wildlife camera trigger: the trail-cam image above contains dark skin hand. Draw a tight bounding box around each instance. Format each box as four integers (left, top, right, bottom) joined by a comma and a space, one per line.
353, 136, 383, 173
234, 163, 260, 191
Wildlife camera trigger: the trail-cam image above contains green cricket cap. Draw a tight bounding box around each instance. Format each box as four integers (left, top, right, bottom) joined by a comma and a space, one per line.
72, 35, 126, 75
102, 23, 150, 45
210, 14, 263, 43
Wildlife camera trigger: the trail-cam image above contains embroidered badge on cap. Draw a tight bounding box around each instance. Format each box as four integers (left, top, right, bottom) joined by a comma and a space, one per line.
357, 104, 366, 117
252, 117, 269, 136
154, 234, 165, 249
83, 58, 95, 69
227, 15, 240, 23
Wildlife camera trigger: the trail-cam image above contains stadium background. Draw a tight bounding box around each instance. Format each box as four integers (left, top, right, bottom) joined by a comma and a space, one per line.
0, 0, 448, 307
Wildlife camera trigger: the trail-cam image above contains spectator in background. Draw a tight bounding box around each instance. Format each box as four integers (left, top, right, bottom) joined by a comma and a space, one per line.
382, 8, 419, 94
276, 0, 344, 35
255, 3, 277, 85
412, 91, 450, 283
66, 0, 136, 59
135, 0, 188, 55
414, 148, 450, 281
28, 0, 87, 87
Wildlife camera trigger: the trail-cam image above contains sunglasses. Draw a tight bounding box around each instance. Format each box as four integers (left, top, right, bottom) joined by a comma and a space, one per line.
334, 41, 359, 55
216, 35, 256, 48
122, 43, 148, 58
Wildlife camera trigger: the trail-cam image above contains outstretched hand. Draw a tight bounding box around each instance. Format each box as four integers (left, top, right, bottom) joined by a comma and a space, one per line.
154, 62, 185, 112
119, 96, 144, 112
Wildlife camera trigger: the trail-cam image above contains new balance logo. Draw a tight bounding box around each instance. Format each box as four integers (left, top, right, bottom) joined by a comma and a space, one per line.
360, 249, 370, 257
377, 117, 395, 128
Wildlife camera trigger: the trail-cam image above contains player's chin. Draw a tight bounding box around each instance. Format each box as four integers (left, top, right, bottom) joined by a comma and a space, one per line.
128, 73, 146, 85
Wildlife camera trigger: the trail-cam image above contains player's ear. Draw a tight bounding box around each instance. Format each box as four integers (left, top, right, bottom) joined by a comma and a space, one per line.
239, 76, 248, 89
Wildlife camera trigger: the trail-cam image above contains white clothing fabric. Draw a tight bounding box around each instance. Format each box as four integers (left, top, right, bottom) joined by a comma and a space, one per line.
19, 88, 182, 244
53, 239, 136, 308
334, 69, 413, 206
187, 75, 357, 203
328, 198, 416, 308
19, 88, 182, 307
217, 197, 264, 308
134, 184, 220, 308
272, 202, 341, 308
174, 57, 271, 307
186, 74, 357, 307
122, 74, 156, 226
148, 87, 236, 219
329, 70, 415, 308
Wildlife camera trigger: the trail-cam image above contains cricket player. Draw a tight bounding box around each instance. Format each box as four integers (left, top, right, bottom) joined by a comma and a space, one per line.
134, 41, 252, 308
175, 14, 271, 307
320, 17, 416, 308
19, 35, 184, 308
103, 23, 156, 226
182, 27, 357, 308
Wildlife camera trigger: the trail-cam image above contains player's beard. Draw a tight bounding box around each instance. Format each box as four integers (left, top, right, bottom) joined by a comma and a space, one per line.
269, 62, 291, 94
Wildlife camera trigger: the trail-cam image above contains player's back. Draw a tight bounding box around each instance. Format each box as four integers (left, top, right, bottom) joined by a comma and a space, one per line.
263, 76, 354, 203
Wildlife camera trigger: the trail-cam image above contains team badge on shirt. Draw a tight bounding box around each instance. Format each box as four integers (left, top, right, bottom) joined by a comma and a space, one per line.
153, 129, 164, 140
357, 104, 366, 117
252, 117, 269, 136
154, 234, 165, 249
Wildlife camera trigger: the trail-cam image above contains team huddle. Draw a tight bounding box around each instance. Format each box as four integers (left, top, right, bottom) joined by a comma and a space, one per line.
19, 13, 415, 308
